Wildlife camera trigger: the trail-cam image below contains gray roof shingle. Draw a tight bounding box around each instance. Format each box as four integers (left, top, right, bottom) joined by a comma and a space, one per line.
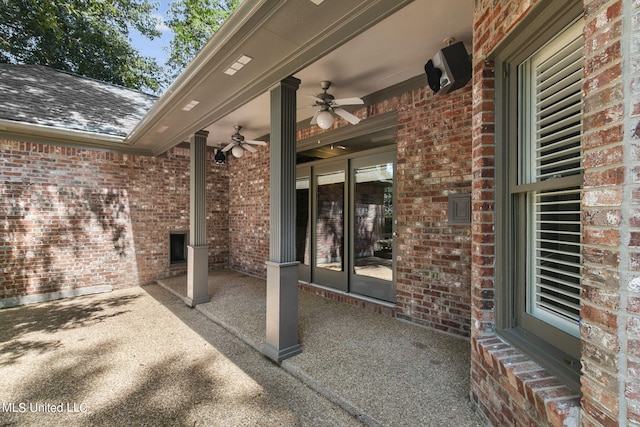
0, 64, 157, 138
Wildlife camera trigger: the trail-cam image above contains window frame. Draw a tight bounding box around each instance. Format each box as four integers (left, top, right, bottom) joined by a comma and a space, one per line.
493, 0, 584, 391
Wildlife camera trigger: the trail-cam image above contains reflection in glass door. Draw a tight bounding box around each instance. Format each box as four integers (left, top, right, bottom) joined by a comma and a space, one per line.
351, 154, 395, 302
314, 167, 347, 291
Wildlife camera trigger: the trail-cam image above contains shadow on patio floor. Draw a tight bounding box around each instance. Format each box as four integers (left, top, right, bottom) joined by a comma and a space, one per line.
1, 284, 362, 426
158, 268, 483, 427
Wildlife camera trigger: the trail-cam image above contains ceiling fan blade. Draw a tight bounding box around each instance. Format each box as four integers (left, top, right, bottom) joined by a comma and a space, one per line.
332, 97, 364, 106
245, 140, 267, 146
310, 110, 320, 125
304, 94, 324, 103
222, 142, 235, 152
242, 144, 257, 153
334, 108, 361, 125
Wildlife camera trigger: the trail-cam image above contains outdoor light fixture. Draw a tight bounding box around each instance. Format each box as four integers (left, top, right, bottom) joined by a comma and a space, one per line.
214, 149, 226, 164
315, 110, 334, 129
231, 145, 245, 158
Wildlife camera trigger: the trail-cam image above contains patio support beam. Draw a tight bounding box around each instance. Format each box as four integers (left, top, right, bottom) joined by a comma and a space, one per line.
264, 76, 302, 362
186, 130, 210, 307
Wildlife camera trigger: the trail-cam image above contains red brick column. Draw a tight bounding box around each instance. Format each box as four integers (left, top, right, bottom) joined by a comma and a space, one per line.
626, 0, 640, 423
469, 54, 496, 339
582, 0, 640, 425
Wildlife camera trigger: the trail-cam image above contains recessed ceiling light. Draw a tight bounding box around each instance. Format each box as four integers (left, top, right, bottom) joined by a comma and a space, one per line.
224, 54, 253, 75
157, 125, 169, 133
310, 0, 324, 4
182, 100, 200, 111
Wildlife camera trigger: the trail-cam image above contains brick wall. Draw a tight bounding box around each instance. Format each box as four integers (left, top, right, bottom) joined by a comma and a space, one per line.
625, 0, 640, 424
582, 0, 640, 425
394, 85, 473, 337
0, 140, 229, 303
228, 145, 270, 277
470, 0, 639, 425
228, 85, 474, 336
581, 1, 626, 425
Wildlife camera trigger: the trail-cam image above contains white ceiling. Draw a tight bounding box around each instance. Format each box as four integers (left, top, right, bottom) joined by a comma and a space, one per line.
126, 0, 473, 154
205, 0, 473, 146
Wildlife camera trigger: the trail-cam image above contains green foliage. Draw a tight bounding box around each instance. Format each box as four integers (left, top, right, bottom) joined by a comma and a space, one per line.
0, 0, 242, 93
164, 0, 240, 81
0, 0, 164, 93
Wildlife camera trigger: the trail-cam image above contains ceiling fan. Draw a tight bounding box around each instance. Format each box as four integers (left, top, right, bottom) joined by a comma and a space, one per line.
221, 125, 267, 158
306, 81, 364, 129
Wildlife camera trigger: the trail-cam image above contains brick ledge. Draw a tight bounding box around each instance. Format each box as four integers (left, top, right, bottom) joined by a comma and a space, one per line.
472, 334, 581, 427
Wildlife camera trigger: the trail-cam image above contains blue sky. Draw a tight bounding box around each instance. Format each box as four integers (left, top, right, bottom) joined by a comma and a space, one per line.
129, 0, 173, 66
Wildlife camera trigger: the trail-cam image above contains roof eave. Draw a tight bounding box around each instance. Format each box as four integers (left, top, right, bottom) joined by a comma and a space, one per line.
0, 119, 153, 155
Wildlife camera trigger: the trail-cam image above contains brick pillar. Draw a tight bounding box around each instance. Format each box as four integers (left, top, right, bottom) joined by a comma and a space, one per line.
263, 76, 302, 362
623, 1, 640, 424
186, 130, 210, 307
582, 0, 639, 425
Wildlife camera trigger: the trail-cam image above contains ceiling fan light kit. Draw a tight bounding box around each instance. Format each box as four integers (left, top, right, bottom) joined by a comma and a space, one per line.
231, 145, 245, 158
316, 110, 334, 129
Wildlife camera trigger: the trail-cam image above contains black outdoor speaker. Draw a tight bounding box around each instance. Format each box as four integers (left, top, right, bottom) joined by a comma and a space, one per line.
424, 41, 472, 95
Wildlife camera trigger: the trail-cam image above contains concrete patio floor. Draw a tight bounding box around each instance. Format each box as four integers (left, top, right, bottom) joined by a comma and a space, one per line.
158, 269, 483, 427
0, 268, 483, 426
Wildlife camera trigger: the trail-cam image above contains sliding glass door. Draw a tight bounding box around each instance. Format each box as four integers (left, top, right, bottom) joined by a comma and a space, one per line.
297, 150, 396, 303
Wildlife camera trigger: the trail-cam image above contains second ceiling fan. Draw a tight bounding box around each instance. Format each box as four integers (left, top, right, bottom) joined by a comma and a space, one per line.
306, 81, 364, 129
221, 125, 267, 158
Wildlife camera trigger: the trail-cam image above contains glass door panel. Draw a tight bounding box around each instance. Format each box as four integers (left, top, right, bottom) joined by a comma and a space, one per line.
296, 174, 311, 282
351, 154, 396, 302
314, 167, 347, 290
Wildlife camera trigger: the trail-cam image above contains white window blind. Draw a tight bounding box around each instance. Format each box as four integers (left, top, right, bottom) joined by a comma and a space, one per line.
521, 19, 584, 337
530, 188, 582, 334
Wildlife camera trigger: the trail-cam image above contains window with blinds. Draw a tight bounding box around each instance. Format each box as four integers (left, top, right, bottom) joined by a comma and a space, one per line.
519, 19, 584, 337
